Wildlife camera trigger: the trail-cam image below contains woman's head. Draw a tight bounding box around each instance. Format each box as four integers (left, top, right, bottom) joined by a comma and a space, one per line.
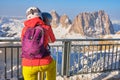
26, 7, 43, 20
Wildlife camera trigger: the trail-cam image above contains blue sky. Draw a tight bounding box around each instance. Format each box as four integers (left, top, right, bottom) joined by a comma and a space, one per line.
0, 0, 120, 20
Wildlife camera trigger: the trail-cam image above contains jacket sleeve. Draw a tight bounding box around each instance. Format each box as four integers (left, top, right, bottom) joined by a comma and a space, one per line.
43, 25, 56, 48
47, 26, 56, 43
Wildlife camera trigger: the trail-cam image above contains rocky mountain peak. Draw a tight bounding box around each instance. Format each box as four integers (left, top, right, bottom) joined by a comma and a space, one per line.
50, 10, 60, 28
59, 14, 71, 28
69, 10, 114, 38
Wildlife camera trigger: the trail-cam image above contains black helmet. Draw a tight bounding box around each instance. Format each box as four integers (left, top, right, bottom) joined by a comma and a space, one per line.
42, 12, 52, 25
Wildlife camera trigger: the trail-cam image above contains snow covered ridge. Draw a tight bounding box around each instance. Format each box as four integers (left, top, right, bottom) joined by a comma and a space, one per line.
112, 20, 120, 33
0, 16, 24, 38
0, 10, 120, 39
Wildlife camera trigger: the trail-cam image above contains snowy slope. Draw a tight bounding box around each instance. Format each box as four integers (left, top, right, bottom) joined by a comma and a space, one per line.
52, 24, 86, 39
112, 20, 120, 33
0, 16, 24, 38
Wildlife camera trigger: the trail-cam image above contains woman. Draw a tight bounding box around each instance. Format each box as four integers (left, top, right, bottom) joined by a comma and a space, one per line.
21, 7, 56, 80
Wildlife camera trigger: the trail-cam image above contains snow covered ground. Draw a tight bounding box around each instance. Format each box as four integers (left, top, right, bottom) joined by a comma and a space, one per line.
0, 71, 120, 80
56, 71, 120, 80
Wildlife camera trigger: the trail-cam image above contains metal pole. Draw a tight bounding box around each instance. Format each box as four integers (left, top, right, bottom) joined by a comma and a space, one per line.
61, 41, 71, 77
38, 72, 45, 80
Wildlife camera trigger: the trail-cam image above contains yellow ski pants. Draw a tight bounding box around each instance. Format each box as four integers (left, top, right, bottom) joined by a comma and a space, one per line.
22, 60, 56, 80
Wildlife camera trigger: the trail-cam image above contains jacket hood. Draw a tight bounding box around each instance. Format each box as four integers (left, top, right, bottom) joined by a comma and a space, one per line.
24, 17, 49, 30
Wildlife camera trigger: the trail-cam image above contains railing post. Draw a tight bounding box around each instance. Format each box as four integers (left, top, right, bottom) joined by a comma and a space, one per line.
61, 41, 71, 77
38, 72, 45, 80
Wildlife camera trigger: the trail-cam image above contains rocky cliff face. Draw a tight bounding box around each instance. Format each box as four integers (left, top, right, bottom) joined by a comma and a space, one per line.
50, 10, 60, 28
59, 14, 71, 28
69, 10, 114, 37
51, 10, 71, 28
